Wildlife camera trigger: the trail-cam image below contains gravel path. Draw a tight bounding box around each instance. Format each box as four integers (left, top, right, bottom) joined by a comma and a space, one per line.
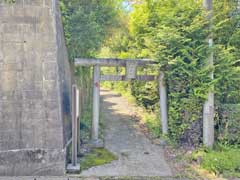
81, 90, 172, 177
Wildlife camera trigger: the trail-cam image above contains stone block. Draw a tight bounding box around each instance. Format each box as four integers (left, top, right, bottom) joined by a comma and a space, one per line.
22, 24, 37, 35
37, 10, 54, 36
0, 6, 13, 17
11, 0, 24, 6
43, 51, 57, 61
0, 71, 17, 92
46, 129, 63, 149
42, 43, 58, 60
22, 90, 43, 100
0, 23, 3, 34
19, 80, 43, 91
22, 69, 43, 82
2, 42, 23, 62
44, 0, 53, 8
0, 112, 18, 129
2, 16, 38, 24
0, 100, 22, 112
0, 130, 20, 151
22, 108, 45, 120
0, 90, 22, 101
24, 41, 41, 53
46, 117, 62, 130
22, 100, 44, 111
24, 6, 42, 17
21, 123, 45, 148
3, 33, 24, 42
13, 6, 25, 17
2, 24, 22, 34
23, 62, 43, 77
24, 0, 44, 6
43, 80, 58, 99
43, 62, 58, 80
0, 62, 23, 71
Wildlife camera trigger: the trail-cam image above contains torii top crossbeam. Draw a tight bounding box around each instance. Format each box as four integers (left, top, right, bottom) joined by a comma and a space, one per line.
75, 58, 158, 80
75, 58, 157, 67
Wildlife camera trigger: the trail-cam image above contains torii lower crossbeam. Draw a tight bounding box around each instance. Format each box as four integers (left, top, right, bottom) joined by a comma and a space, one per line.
75, 58, 168, 147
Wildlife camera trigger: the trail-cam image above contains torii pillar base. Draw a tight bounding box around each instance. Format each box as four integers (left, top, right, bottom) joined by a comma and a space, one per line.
66, 164, 80, 174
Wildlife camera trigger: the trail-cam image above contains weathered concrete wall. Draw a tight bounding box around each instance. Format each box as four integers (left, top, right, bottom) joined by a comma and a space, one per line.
0, 0, 72, 176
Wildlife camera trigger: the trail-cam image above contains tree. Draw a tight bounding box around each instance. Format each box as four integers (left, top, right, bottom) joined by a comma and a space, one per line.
60, 0, 120, 60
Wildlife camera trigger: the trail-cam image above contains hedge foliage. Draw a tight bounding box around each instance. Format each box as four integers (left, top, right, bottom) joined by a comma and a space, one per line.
101, 0, 240, 145
216, 104, 240, 146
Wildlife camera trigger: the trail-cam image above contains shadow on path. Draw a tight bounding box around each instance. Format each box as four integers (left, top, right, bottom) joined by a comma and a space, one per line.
81, 90, 172, 177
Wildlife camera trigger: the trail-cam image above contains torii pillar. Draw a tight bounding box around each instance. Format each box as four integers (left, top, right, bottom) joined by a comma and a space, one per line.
75, 58, 169, 146
92, 65, 101, 145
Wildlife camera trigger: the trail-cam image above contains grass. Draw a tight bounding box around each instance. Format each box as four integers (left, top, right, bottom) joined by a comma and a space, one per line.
142, 112, 161, 138
192, 145, 240, 178
80, 148, 118, 171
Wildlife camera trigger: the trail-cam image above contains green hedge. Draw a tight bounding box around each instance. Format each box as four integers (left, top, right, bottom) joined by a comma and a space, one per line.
216, 104, 240, 146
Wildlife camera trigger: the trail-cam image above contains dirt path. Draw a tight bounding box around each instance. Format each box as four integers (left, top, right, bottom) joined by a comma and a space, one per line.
81, 90, 172, 177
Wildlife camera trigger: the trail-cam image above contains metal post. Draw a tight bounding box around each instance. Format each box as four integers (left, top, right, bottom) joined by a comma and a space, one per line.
76, 88, 81, 154
159, 72, 168, 134
71, 84, 78, 166
67, 84, 80, 172
92, 65, 100, 142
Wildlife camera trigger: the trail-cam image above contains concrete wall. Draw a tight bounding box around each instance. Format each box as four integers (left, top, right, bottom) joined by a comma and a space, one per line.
0, 0, 72, 176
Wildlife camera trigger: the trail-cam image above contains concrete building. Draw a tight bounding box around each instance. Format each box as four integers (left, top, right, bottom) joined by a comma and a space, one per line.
0, 0, 72, 175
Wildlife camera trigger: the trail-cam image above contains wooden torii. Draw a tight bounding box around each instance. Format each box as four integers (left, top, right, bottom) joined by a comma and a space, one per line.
69, 58, 168, 170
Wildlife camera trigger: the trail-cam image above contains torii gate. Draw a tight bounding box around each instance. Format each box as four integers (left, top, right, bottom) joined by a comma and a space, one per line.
68, 58, 168, 171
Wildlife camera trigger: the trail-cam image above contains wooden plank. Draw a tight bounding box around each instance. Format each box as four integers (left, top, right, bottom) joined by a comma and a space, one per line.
100, 75, 156, 81
75, 58, 157, 67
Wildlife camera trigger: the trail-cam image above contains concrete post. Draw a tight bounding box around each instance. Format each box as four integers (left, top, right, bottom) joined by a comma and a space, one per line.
92, 65, 100, 142
203, 92, 214, 147
203, 0, 214, 148
159, 72, 168, 134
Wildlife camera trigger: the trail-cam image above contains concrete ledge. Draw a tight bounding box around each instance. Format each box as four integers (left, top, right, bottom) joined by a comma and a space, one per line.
0, 149, 66, 176
0, 177, 98, 180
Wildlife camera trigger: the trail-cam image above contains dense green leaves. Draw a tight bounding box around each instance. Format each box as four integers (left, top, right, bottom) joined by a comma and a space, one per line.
101, 0, 240, 144
60, 0, 120, 60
